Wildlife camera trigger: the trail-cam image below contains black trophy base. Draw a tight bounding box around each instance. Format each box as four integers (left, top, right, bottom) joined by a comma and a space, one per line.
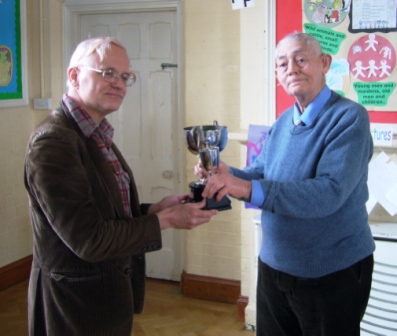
189, 181, 232, 211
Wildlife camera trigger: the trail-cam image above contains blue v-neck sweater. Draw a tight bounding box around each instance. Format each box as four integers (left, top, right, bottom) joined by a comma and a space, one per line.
232, 91, 375, 278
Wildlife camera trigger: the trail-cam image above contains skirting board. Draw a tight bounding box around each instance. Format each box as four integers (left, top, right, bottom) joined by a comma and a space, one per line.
0, 254, 32, 291
181, 270, 248, 321
0, 258, 250, 322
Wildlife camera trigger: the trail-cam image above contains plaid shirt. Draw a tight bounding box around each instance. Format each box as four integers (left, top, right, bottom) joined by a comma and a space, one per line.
63, 94, 132, 218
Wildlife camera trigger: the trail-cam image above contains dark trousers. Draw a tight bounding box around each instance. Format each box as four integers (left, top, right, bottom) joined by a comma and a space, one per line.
256, 255, 374, 336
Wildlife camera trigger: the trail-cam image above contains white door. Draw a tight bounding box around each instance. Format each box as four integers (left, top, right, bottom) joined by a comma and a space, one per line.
80, 11, 183, 281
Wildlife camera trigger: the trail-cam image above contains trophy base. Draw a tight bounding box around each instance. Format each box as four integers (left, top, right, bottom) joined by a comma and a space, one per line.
189, 181, 232, 211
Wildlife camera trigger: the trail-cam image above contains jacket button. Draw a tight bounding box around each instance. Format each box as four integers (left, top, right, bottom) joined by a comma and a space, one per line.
124, 268, 132, 275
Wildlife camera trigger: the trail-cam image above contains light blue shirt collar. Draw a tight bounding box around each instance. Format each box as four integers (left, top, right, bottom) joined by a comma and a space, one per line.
293, 85, 332, 126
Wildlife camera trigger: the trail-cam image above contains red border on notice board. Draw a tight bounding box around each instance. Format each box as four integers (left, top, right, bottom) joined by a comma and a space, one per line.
275, 0, 397, 123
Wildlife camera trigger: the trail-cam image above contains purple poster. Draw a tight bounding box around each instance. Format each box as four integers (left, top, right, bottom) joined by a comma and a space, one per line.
245, 124, 270, 209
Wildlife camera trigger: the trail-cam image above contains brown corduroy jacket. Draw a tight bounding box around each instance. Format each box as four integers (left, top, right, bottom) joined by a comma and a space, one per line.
24, 102, 162, 336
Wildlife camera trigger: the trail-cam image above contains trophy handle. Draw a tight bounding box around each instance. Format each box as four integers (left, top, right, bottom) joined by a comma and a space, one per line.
190, 126, 207, 151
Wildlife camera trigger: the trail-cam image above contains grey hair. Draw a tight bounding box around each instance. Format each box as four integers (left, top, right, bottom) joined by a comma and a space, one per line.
66, 37, 126, 88
275, 32, 323, 58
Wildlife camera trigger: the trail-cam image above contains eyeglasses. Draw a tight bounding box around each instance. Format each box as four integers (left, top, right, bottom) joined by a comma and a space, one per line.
79, 66, 137, 87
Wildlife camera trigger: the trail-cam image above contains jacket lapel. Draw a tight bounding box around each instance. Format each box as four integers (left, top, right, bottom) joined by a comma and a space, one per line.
59, 104, 127, 219
85, 138, 127, 219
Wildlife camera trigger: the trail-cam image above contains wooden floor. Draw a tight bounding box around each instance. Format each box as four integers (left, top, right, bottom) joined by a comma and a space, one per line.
0, 278, 253, 336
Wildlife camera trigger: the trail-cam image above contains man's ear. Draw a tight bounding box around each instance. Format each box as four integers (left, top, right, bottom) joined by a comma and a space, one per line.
321, 54, 332, 73
68, 67, 79, 87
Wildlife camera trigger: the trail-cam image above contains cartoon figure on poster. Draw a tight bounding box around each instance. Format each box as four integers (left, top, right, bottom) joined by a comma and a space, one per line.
348, 34, 396, 82
304, 0, 351, 28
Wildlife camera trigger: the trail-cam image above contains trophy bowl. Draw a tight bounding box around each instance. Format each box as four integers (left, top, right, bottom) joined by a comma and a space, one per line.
183, 122, 228, 155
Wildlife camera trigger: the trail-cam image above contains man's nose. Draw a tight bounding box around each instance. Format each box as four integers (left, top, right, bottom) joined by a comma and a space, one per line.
111, 76, 126, 89
286, 60, 299, 75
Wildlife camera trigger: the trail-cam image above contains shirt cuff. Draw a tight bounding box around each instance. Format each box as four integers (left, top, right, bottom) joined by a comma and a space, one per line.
251, 180, 265, 207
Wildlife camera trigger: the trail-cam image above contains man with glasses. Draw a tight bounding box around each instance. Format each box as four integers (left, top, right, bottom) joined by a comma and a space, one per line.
196, 32, 375, 335
24, 37, 218, 336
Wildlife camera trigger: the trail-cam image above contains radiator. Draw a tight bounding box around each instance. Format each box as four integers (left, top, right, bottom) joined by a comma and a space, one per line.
361, 235, 397, 336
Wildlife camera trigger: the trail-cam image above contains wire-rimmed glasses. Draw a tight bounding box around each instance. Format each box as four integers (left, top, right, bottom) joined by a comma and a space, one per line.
79, 66, 137, 87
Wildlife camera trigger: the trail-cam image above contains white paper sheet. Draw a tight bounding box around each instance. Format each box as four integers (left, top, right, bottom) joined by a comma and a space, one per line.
368, 152, 397, 216
366, 194, 378, 215
386, 183, 397, 209
231, 0, 255, 10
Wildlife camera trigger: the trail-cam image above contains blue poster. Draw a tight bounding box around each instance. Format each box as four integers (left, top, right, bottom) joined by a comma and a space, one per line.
0, 0, 22, 99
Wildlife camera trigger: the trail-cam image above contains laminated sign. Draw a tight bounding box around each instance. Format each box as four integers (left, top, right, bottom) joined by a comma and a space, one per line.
231, 0, 255, 10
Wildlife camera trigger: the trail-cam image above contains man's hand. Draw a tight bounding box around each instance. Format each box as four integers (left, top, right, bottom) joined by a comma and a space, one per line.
194, 161, 208, 179
157, 199, 218, 230
202, 166, 252, 202
148, 194, 193, 214
194, 160, 230, 178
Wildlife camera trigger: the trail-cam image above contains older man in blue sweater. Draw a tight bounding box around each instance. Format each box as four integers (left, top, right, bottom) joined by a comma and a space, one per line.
198, 32, 375, 335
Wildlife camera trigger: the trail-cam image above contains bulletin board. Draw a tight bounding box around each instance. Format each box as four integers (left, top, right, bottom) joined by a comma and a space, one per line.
0, 0, 28, 107
275, 0, 397, 124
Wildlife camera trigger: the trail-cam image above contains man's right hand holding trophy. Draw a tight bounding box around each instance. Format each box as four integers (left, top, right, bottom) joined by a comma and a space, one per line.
184, 120, 253, 211
195, 159, 253, 208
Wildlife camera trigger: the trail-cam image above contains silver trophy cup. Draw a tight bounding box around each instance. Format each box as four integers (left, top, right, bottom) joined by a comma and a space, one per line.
184, 121, 232, 211
199, 147, 219, 176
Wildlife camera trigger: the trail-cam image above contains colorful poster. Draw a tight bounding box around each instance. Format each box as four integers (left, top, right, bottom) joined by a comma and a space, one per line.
304, 0, 351, 28
245, 125, 270, 210
301, 0, 397, 117
350, 0, 397, 32
348, 34, 396, 82
0, 0, 25, 103
276, 1, 397, 122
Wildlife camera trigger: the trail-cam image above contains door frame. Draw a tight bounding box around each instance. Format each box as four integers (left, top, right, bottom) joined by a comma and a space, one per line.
63, 0, 184, 194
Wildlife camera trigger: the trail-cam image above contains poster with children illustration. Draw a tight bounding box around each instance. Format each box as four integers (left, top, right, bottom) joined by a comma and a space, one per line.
276, 0, 397, 123
348, 34, 396, 84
